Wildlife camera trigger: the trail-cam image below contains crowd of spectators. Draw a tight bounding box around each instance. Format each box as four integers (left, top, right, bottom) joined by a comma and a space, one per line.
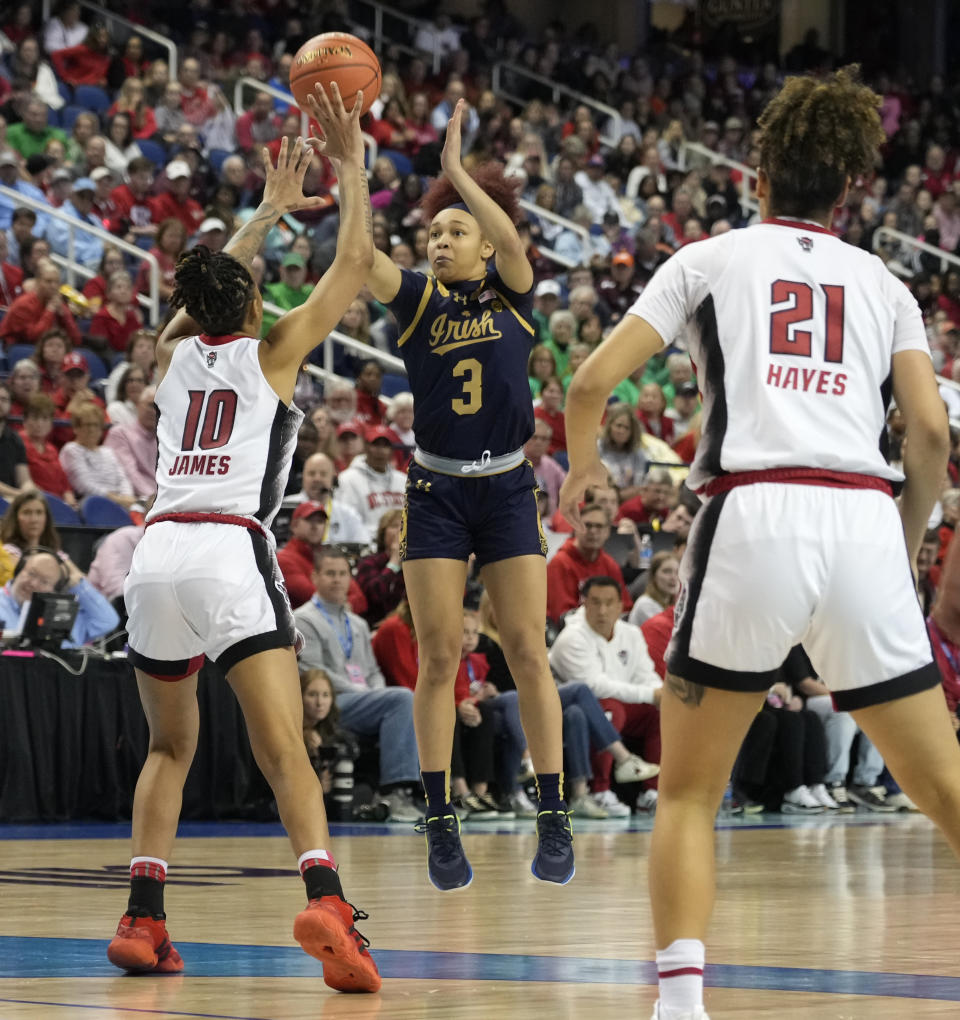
1, 0, 958, 820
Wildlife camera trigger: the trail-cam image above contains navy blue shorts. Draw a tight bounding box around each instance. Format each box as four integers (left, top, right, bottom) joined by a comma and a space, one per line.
400, 460, 547, 570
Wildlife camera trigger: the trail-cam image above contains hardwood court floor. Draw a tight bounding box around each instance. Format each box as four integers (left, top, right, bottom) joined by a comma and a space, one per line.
1, 814, 959, 1018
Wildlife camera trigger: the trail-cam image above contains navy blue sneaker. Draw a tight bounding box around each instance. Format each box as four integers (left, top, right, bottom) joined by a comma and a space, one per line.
531, 809, 574, 884
414, 812, 473, 891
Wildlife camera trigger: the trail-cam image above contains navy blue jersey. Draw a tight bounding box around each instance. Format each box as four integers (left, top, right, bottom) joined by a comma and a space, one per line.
387, 267, 536, 460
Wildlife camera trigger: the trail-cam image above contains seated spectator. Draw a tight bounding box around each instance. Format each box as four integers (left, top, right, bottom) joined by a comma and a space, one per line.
45, 175, 104, 268
34, 326, 68, 395
527, 342, 558, 398
294, 545, 422, 822
309, 405, 340, 463
63, 111, 98, 169
81, 245, 124, 313
616, 468, 676, 527
154, 80, 185, 148
7, 357, 40, 415
371, 598, 419, 689
598, 403, 648, 501
6, 97, 66, 160
104, 329, 156, 403
917, 528, 941, 616
6, 206, 38, 267
355, 509, 406, 627
353, 358, 388, 428
18, 392, 78, 507
385, 392, 415, 470
59, 401, 137, 508
87, 519, 144, 602
43, 0, 87, 54
524, 418, 566, 517
235, 91, 280, 154
18, 236, 53, 288
0, 543, 118, 645
636, 381, 674, 443
561, 342, 592, 392
533, 376, 566, 457
546, 503, 632, 621
87, 270, 143, 355
0, 381, 29, 498
665, 380, 700, 438
108, 77, 157, 141
0, 488, 61, 561
49, 20, 113, 88
52, 350, 105, 426
102, 112, 143, 176
194, 217, 227, 254
148, 160, 204, 236
324, 379, 359, 426
286, 451, 368, 542
628, 551, 680, 626
544, 309, 576, 376
135, 218, 186, 303
5, 37, 63, 114
662, 353, 695, 407
334, 420, 364, 474
336, 425, 407, 541
300, 668, 363, 821
598, 251, 644, 325
105, 364, 146, 428
0, 258, 81, 347
262, 252, 311, 336
102, 385, 157, 501
108, 156, 156, 244
549, 575, 662, 815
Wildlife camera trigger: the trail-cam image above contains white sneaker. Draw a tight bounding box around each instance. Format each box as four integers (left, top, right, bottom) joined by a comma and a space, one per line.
593, 788, 631, 818
808, 782, 840, 810
651, 1001, 711, 1019
380, 789, 422, 823
508, 788, 538, 819
781, 784, 824, 814
885, 790, 920, 812
569, 793, 609, 819
613, 753, 660, 783
636, 788, 658, 813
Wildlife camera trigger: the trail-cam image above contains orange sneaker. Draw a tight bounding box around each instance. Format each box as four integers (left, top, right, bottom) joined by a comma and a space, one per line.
293, 896, 381, 993
106, 914, 184, 973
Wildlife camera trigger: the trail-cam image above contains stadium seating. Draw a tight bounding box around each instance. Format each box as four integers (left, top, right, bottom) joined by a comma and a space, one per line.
80, 495, 133, 528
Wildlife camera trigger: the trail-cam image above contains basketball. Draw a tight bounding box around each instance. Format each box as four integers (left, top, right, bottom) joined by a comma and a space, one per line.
289, 32, 381, 118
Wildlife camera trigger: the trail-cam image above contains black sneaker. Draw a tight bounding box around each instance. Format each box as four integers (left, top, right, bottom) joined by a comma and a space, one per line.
451, 793, 498, 821
476, 791, 515, 819
828, 784, 856, 814
414, 813, 473, 891
847, 785, 897, 813
531, 809, 575, 885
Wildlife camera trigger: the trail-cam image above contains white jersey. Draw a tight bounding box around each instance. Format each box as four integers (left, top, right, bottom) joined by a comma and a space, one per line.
148, 335, 303, 528
628, 218, 931, 491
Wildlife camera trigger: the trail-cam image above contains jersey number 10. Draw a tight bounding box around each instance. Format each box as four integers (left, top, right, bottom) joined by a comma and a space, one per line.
181, 389, 238, 451
769, 280, 845, 363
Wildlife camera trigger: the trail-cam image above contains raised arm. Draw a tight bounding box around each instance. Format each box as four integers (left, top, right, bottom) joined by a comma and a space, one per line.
440, 99, 532, 294
260, 83, 375, 402
156, 135, 330, 374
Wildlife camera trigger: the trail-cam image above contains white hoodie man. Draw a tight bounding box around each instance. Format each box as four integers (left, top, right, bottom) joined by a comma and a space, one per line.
336, 425, 407, 541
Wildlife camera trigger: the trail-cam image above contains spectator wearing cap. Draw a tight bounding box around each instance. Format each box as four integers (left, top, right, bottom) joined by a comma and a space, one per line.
194, 216, 227, 253
334, 421, 363, 474
336, 424, 407, 542
52, 350, 105, 418
665, 380, 700, 439
0, 258, 81, 347
47, 165, 73, 208
106, 156, 155, 241
574, 153, 621, 224
0, 151, 51, 236
103, 385, 157, 502
277, 501, 335, 609
262, 252, 312, 336
290, 451, 368, 543
148, 160, 204, 236
718, 115, 746, 162
532, 278, 562, 342
87, 270, 143, 355
89, 165, 117, 223
17, 391, 78, 507
598, 251, 645, 325
6, 98, 66, 161
45, 176, 104, 268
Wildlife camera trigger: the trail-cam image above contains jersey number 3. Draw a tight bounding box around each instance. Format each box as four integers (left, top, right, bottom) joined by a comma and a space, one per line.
181, 389, 238, 451
769, 280, 845, 363
451, 358, 482, 415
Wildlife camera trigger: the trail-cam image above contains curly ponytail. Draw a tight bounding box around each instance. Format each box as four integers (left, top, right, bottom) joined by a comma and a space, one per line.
757, 65, 885, 218
419, 161, 523, 224
169, 246, 255, 336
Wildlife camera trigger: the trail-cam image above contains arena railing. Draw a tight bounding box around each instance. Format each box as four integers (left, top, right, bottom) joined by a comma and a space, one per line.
677, 141, 759, 218
345, 0, 446, 75
872, 225, 960, 279
233, 77, 378, 169
69, 0, 178, 79
491, 63, 622, 148
0, 184, 161, 324
517, 199, 588, 268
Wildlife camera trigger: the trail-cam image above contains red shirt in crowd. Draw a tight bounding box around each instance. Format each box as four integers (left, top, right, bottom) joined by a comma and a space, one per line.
276, 536, 367, 614
371, 613, 419, 690
639, 605, 675, 680
147, 192, 205, 236
0, 261, 23, 306
534, 406, 566, 455
454, 651, 489, 704
0, 292, 82, 347
50, 44, 110, 86
354, 389, 387, 427
106, 102, 157, 141
546, 537, 632, 621
637, 409, 674, 444
19, 433, 72, 497
88, 305, 144, 354
108, 183, 154, 234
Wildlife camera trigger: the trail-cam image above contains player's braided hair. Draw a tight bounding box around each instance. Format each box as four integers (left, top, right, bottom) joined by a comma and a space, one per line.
169, 245, 255, 336
419, 161, 523, 225
757, 65, 884, 218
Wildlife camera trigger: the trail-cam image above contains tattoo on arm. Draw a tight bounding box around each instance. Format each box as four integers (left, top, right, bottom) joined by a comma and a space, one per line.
224, 202, 280, 268
666, 673, 706, 706
360, 168, 372, 239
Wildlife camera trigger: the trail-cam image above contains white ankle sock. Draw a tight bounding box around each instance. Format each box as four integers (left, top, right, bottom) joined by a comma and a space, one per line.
656, 938, 705, 1015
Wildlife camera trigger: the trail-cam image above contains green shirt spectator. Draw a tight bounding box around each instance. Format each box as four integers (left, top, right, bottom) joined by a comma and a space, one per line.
7, 98, 67, 161
532, 277, 562, 343
262, 252, 312, 336
544, 308, 576, 378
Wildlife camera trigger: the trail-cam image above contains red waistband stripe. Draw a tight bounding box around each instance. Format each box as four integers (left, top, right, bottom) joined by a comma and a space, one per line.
700, 467, 893, 498
146, 512, 266, 537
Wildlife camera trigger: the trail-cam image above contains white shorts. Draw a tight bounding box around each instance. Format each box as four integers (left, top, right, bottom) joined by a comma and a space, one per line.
124, 520, 296, 680
665, 481, 940, 710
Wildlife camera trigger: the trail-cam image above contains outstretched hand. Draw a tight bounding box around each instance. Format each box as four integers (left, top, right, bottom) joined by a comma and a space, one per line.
306, 81, 365, 167
441, 98, 466, 175
260, 136, 328, 213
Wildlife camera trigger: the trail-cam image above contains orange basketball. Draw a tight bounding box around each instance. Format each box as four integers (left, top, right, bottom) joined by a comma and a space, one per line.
289, 32, 381, 118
